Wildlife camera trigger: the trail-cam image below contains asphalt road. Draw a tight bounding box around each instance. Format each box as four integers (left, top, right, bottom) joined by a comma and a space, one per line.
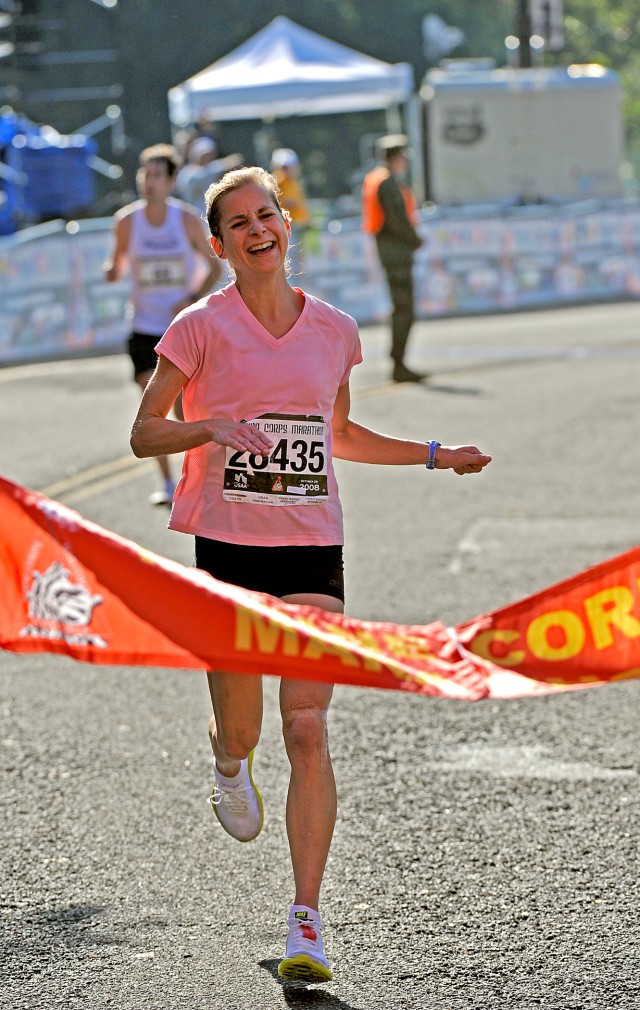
1, 302, 640, 1009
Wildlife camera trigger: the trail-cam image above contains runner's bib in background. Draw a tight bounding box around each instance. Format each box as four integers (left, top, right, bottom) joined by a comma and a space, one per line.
223, 413, 328, 506
138, 255, 187, 288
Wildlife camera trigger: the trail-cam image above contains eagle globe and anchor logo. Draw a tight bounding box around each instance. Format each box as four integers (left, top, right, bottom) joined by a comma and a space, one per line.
20, 557, 107, 648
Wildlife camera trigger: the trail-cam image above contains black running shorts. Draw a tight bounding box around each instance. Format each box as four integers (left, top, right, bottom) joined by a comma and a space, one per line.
194, 537, 345, 603
127, 332, 161, 379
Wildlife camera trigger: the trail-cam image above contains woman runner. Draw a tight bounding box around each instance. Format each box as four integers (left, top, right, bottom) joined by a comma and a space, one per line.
130, 166, 492, 985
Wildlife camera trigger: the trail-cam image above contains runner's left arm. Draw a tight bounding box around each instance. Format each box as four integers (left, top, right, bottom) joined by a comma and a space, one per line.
331, 382, 491, 475
172, 209, 224, 314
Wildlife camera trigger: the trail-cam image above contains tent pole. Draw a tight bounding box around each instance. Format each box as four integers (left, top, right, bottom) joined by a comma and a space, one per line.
406, 94, 425, 205
385, 105, 403, 134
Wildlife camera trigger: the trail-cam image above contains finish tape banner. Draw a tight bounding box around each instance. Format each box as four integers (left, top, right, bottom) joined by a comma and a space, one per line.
2, 476, 640, 702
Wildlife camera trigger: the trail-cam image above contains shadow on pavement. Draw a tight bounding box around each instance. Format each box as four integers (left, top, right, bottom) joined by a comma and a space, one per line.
42, 903, 124, 943
420, 380, 483, 396
2, 903, 125, 956
259, 959, 362, 1009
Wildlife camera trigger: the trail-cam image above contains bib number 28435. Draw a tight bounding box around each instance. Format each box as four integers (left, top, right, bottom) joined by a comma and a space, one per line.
223, 413, 328, 506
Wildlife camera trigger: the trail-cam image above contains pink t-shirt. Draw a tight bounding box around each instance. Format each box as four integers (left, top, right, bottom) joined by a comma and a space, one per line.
156, 282, 362, 546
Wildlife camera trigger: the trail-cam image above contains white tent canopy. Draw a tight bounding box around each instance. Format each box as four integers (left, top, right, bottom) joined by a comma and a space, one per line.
168, 16, 414, 125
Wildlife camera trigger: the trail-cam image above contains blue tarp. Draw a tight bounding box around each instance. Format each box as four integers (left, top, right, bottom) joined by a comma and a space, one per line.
0, 117, 96, 232
0, 113, 38, 234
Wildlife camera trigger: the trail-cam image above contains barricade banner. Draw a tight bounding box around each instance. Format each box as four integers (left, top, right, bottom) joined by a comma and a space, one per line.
2, 476, 639, 701
4, 202, 640, 366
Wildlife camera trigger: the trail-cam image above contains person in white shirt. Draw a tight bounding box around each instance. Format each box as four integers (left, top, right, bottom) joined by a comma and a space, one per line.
105, 143, 222, 505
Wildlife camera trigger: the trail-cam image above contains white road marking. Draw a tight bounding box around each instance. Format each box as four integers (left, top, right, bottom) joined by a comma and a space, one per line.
424, 744, 636, 781
449, 516, 640, 574
449, 518, 499, 574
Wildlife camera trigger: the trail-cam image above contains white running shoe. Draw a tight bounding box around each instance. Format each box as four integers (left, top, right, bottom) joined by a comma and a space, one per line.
149, 479, 176, 507
208, 750, 264, 843
278, 907, 332, 985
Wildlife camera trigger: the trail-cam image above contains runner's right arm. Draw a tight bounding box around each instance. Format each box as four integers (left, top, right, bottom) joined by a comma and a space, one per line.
104, 212, 132, 282
130, 355, 272, 459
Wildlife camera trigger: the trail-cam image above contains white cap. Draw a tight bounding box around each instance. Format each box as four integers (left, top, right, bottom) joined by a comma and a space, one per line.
271, 147, 299, 170
190, 136, 217, 161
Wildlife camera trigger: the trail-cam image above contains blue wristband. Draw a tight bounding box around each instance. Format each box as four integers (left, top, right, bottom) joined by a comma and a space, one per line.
426, 440, 441, 470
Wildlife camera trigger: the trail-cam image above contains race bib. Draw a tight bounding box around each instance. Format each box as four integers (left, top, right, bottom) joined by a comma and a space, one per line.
138, 255, 187, 288
223, 414, 328, 506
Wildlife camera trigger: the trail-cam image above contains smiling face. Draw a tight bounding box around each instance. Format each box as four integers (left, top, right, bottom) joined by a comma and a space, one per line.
211, 184, 290, 279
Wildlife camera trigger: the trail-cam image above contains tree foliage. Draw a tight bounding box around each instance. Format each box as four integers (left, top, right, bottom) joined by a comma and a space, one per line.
563, 0, 640, 170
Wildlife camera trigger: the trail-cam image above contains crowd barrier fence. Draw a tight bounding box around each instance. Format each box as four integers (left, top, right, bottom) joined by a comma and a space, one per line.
2, 200, 640, 366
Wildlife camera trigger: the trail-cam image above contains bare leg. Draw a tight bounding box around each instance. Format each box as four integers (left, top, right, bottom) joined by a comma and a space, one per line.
280, 593, 342, 911
206, 670, 263, 776
156, 452, 172, 482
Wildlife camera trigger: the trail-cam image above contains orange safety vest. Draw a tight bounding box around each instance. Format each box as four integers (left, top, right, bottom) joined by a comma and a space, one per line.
362, 166, 418, 234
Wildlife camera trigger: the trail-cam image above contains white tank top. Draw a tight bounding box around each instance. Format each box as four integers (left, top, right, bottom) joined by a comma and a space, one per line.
128, 198, 197, 336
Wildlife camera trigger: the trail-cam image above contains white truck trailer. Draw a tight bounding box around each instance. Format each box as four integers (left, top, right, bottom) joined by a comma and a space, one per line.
421, 64, 623, 205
